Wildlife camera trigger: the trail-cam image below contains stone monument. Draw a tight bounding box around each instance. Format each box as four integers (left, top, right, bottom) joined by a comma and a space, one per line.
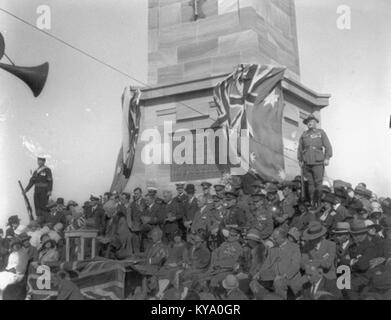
125, 0, 330, 192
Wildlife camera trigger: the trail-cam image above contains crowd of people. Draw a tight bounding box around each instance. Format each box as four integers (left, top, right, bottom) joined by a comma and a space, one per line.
0, 176, 390, 300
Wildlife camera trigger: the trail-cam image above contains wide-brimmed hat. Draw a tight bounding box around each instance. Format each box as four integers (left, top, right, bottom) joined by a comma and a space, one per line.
302, 221, 327, 241
303, 114, 319, 125
354, 186, 372, 198
364, 220, 382, 232
332, 222, 351, 234
246, 229, 262, 242
18, 232, 31, 242
350, 220, 368, 235
222, 274, 239, 290
42, 238, 57, 249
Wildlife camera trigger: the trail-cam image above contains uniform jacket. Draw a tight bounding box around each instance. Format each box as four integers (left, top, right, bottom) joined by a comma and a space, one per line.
301, 239, 336, 279
297, 128, 333, 165
281, 193, 298, 219
25, 166, 53, 192
206, 204, 224, 233
221, 205, 247, 229
248, 208, 274, 240
211, 240, 243, 270
92, 204, 106, 235
172, 193, 189, 216
191, 204, 212, 233
260, 241, 301, 281
185, 196, 199, 222
143, 201, 166, 226
145, 241, 168, 266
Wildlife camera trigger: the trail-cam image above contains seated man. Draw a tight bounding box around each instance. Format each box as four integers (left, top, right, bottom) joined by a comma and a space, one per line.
246, 194, 273, 240
299, 260, 342, 300
0, 238, 29, 297
205, 226, 244, 287
301, 221, 336, 281
255, 227, 302, 298
182, 230, 211, 279
346, 220, 379, 299
132, 227, 168, 276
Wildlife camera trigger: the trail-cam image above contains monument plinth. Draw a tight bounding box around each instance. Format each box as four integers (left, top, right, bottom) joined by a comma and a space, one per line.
124, 0, 330, 193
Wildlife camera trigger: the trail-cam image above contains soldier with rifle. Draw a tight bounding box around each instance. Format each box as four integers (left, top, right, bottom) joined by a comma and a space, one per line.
24, 156, 53, 219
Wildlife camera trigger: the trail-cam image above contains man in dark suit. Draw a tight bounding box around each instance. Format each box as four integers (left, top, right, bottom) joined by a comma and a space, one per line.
89, 195, 106, 236
183, 184, 199, 231
301, 221, 337, 280
129, 188, 147, 252
347, 220, 379, 299
220, 192, 247, 230
300, 261, 342, 300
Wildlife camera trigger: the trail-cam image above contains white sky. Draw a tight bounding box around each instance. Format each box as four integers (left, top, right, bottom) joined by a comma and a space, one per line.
0, 0, 390, 228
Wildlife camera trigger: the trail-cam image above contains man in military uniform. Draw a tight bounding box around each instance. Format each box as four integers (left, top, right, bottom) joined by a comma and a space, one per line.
198, 182, 213, 206
206, 226, 244, 286
213, 184, 225, 198
220, 192, 247, 230
133, 227, 168, 276
25, 156, 53, 218
247, 194, 274, 240
297, 114, 333, 208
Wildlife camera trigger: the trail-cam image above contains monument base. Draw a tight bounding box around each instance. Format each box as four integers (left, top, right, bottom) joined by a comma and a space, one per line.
125, 72, 330, 194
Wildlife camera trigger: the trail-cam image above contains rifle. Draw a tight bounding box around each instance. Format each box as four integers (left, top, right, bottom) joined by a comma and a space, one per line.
18, 180, 34, 221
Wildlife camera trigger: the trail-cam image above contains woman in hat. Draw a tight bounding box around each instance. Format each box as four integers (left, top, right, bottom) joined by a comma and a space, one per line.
365, 220, 384, 257
19, 232, 38, 264
0, 238, 29, 294
242, 229, 266, 278
5, 215, 20, 240
38, 238, 59, 264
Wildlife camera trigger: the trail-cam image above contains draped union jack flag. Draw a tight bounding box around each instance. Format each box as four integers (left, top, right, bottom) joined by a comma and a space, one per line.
110, 87, 141, 193
213, 64, 287, 182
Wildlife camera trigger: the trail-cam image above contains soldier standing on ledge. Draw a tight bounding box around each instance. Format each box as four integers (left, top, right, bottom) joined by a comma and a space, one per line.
298, 114, 332, 208
25, 156, 53, 219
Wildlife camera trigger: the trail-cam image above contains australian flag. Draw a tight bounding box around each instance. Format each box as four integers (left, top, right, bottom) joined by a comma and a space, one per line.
213, 64, 286, 182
